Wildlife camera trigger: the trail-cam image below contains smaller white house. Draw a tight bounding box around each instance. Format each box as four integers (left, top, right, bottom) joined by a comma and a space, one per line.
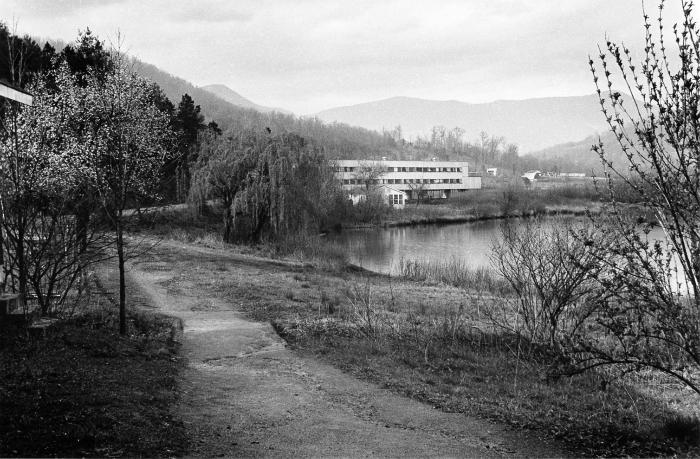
379, 185, 407, 209
347, 185, 407, 209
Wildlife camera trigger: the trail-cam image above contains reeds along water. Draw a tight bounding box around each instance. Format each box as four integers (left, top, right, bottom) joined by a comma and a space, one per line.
396, 257, 511, 296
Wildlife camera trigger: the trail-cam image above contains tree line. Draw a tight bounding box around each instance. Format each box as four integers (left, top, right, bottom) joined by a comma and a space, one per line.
382, 124, 573, 176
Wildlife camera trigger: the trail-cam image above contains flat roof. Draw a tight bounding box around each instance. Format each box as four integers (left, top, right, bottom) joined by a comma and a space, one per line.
334, 159, 469, 166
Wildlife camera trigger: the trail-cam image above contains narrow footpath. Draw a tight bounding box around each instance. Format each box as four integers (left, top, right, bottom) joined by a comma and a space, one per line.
122, 240, 564, 457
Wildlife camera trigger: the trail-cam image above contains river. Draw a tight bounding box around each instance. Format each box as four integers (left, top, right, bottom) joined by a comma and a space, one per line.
328, 220, 507, 274
329, 218, 669, 276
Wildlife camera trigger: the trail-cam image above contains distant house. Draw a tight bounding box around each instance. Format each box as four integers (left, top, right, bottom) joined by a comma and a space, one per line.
347, 185, 407, 209
486, 167, 498, 176
521, 170, 542, 184
380, 185, 407, 209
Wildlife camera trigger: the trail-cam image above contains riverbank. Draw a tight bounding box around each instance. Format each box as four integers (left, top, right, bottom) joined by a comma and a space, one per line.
143, 229, 700, 457
345, 186, 607, 229
381, 203, 599, 227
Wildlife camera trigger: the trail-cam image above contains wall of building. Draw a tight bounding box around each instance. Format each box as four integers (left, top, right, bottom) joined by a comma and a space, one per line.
333, 159, 481, 198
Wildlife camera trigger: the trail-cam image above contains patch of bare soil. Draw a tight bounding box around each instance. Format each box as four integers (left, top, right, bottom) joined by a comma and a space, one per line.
127, 239, 566, 457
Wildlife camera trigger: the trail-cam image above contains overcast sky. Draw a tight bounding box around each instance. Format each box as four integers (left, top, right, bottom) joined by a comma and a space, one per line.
4, 0, 676, 114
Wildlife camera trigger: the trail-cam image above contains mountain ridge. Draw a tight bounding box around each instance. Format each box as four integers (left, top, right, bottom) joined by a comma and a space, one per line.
201, 84, 290, 114
314, 93, 617, 153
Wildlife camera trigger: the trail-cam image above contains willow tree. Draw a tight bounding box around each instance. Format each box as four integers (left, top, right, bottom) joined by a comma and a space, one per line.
228, 132, 340, 242
188, 130, 259, 239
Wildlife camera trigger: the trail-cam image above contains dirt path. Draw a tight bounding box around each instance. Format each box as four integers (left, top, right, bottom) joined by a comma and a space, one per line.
126, 241, 564, 457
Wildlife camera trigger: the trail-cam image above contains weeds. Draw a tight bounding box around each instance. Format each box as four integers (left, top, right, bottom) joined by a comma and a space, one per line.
397, 257, 511, 296
263, 270, 700, 457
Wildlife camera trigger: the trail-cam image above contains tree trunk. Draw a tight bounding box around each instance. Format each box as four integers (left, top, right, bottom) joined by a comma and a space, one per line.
17, 221, 26, 304
223, 201, 232, 243
75, 198, 91, 294
116, 213, 126, 335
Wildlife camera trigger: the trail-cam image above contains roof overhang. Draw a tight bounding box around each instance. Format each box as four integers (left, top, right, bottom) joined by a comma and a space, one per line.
0, 81, 33, 106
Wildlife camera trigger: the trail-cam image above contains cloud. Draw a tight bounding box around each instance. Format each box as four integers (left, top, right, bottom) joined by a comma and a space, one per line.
5, 0, 129, 18
166, 1, 254, 24
4, 0, 678, 113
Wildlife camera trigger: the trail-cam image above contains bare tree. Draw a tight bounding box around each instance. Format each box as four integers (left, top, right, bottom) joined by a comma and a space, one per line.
405, 179, 428, 205
583, 0, 700, 393
354, 160, 386, 190
489, 219, 603, 351
84, 49, 172, 334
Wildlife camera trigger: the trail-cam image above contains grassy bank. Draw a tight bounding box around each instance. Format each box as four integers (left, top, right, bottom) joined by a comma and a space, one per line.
0, 274, 186, 457
380, 185, 604, 227
142, 204, 350, 270
397, 258, 511, 296
145, 235, 700, 457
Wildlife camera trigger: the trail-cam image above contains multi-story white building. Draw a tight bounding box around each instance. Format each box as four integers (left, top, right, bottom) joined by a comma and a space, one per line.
333, 159, 481, 202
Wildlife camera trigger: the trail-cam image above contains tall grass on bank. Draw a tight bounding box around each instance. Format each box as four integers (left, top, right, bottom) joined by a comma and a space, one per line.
268, 233, 349, 271
397, 257, 511, 296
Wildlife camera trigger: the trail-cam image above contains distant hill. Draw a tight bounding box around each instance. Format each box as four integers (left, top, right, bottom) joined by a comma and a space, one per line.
201, 84, 290, 114
130, 59, 399, 159
314, 94, 619, 153
529, 130, 627, 174
132, 59, 257, 124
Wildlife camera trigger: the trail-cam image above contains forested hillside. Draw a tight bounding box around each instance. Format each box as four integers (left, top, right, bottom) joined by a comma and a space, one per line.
201, 83, 289, 114
132, 60, 401, 159
529, 130, 625, 175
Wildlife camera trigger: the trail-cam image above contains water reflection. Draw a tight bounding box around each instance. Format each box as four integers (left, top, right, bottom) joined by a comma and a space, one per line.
331, 218, 671, 278
329, 220, 503, 274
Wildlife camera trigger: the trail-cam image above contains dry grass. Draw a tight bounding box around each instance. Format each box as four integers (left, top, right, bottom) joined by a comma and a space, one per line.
384, 185, 603, 226
275, 287, 700, 457
397, 257, 511, 296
